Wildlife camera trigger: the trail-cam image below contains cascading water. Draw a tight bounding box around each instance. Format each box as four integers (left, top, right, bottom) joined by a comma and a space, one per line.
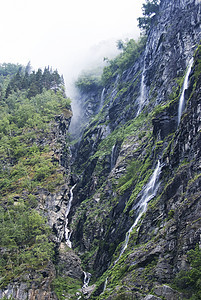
101, 161, 162, 294
114, 160, 162, 264
102, 277, 108, 293
64, 184, 76, 248
82, 271, 91, 289
178, 57, 194, 126
100, 87, 105, 109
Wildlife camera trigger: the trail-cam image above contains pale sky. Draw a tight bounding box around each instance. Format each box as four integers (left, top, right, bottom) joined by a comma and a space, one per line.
0, 0, 144, 89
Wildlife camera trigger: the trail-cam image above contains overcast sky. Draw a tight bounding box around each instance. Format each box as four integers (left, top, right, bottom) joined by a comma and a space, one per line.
0, 0, 144, 90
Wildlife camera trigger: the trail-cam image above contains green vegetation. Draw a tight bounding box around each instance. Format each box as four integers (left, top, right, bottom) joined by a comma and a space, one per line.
193, 45, 201, 82
0, 88, 70, 197
0, 63, 71, 288
174, 245, 201, 299
75, 69, 103, 93
0, 62, 24, 77
90, 112, 149, 161
138, 0, 160, 33
4, 64, 64, 99
102, 37, 147, 85
52, 276, 82, 300
0, 203, 53, 287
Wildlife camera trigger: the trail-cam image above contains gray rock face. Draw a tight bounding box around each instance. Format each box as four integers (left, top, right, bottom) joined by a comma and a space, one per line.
144, 0, 201, 107
0, 263, 57, 300
0, 113, 83, 299
71, 0, 201, 143
67, 0, 201, 299
35, 114, 72, 244
154, 285, 182, 300
2, 0, 200, 299
57, 243, 83, 280
143, 295, 161, 300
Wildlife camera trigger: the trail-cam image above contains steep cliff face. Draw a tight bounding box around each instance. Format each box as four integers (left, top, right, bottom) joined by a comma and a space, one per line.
0, 111, 76, 300
144, 0, 201, 107
0, 66, 87, 299
69, 79, 103, 140
1, 0, 201, 299
67, 0, 201, 299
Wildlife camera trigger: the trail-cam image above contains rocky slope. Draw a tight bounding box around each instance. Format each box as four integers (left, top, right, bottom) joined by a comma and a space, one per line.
66, 0, 201, 299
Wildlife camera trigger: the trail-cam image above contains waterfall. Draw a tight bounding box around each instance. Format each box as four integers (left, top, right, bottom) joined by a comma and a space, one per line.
100, 87, 105, 109
114, 160, 162, 264
178, 57, 194, 125
103, 277, 108, 293
82, 271, 91, 289
64, 184, 76, 248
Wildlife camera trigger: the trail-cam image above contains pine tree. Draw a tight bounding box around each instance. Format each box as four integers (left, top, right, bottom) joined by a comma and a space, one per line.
138, 0, 160, 33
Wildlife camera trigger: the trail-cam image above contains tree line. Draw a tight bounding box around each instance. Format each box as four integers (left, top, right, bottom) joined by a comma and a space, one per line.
0, 63, 64, 100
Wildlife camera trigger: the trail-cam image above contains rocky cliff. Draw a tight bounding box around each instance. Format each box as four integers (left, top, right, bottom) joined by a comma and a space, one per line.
1, 0, 201, 299
66, 0, 201, 299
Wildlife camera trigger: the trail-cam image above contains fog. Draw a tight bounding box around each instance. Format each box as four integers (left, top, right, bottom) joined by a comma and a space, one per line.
1, 0, 144, 135
0, 0, 144, 87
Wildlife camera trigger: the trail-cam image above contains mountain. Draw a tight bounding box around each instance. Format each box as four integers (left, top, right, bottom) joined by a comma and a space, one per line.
0, 0, 201, 299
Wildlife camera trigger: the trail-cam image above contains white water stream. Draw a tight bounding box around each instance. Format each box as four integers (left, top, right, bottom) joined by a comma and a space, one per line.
102, 277, 108, 293
82, 271, 91, 289
114, 160, 162, 264
64, 184, 76, 248
178, 57, 194, 125
102, 161, 162, 293
100, 87, 105, 109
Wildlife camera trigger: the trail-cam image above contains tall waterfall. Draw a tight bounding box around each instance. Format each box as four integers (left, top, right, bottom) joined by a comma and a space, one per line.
82, 271, 91, 289
100, 87, 105, 109
111, 144, 116, 170
178, 57, 194, 125
114, 160, 162, 264
64, 184, 76, 248
103, 277, 108, 293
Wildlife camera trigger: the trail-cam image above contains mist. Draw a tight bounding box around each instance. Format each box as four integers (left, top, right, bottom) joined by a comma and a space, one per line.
0, 0, 144, 136
0, 0, 143, 78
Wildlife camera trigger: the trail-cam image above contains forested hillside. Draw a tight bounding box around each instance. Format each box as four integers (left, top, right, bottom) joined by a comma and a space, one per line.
0, 64, 73, 299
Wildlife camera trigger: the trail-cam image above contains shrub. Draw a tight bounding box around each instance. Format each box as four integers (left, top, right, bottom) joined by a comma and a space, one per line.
175, 245, 201, 299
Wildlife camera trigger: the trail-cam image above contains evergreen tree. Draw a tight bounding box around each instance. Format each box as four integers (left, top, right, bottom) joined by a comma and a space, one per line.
5, 83, 12, 98
21, 71, 29, 90
35, 68, 43, 93
138, 0, 160, 33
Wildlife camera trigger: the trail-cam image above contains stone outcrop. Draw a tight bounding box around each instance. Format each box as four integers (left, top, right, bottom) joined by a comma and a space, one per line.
0, 262, 57, 300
